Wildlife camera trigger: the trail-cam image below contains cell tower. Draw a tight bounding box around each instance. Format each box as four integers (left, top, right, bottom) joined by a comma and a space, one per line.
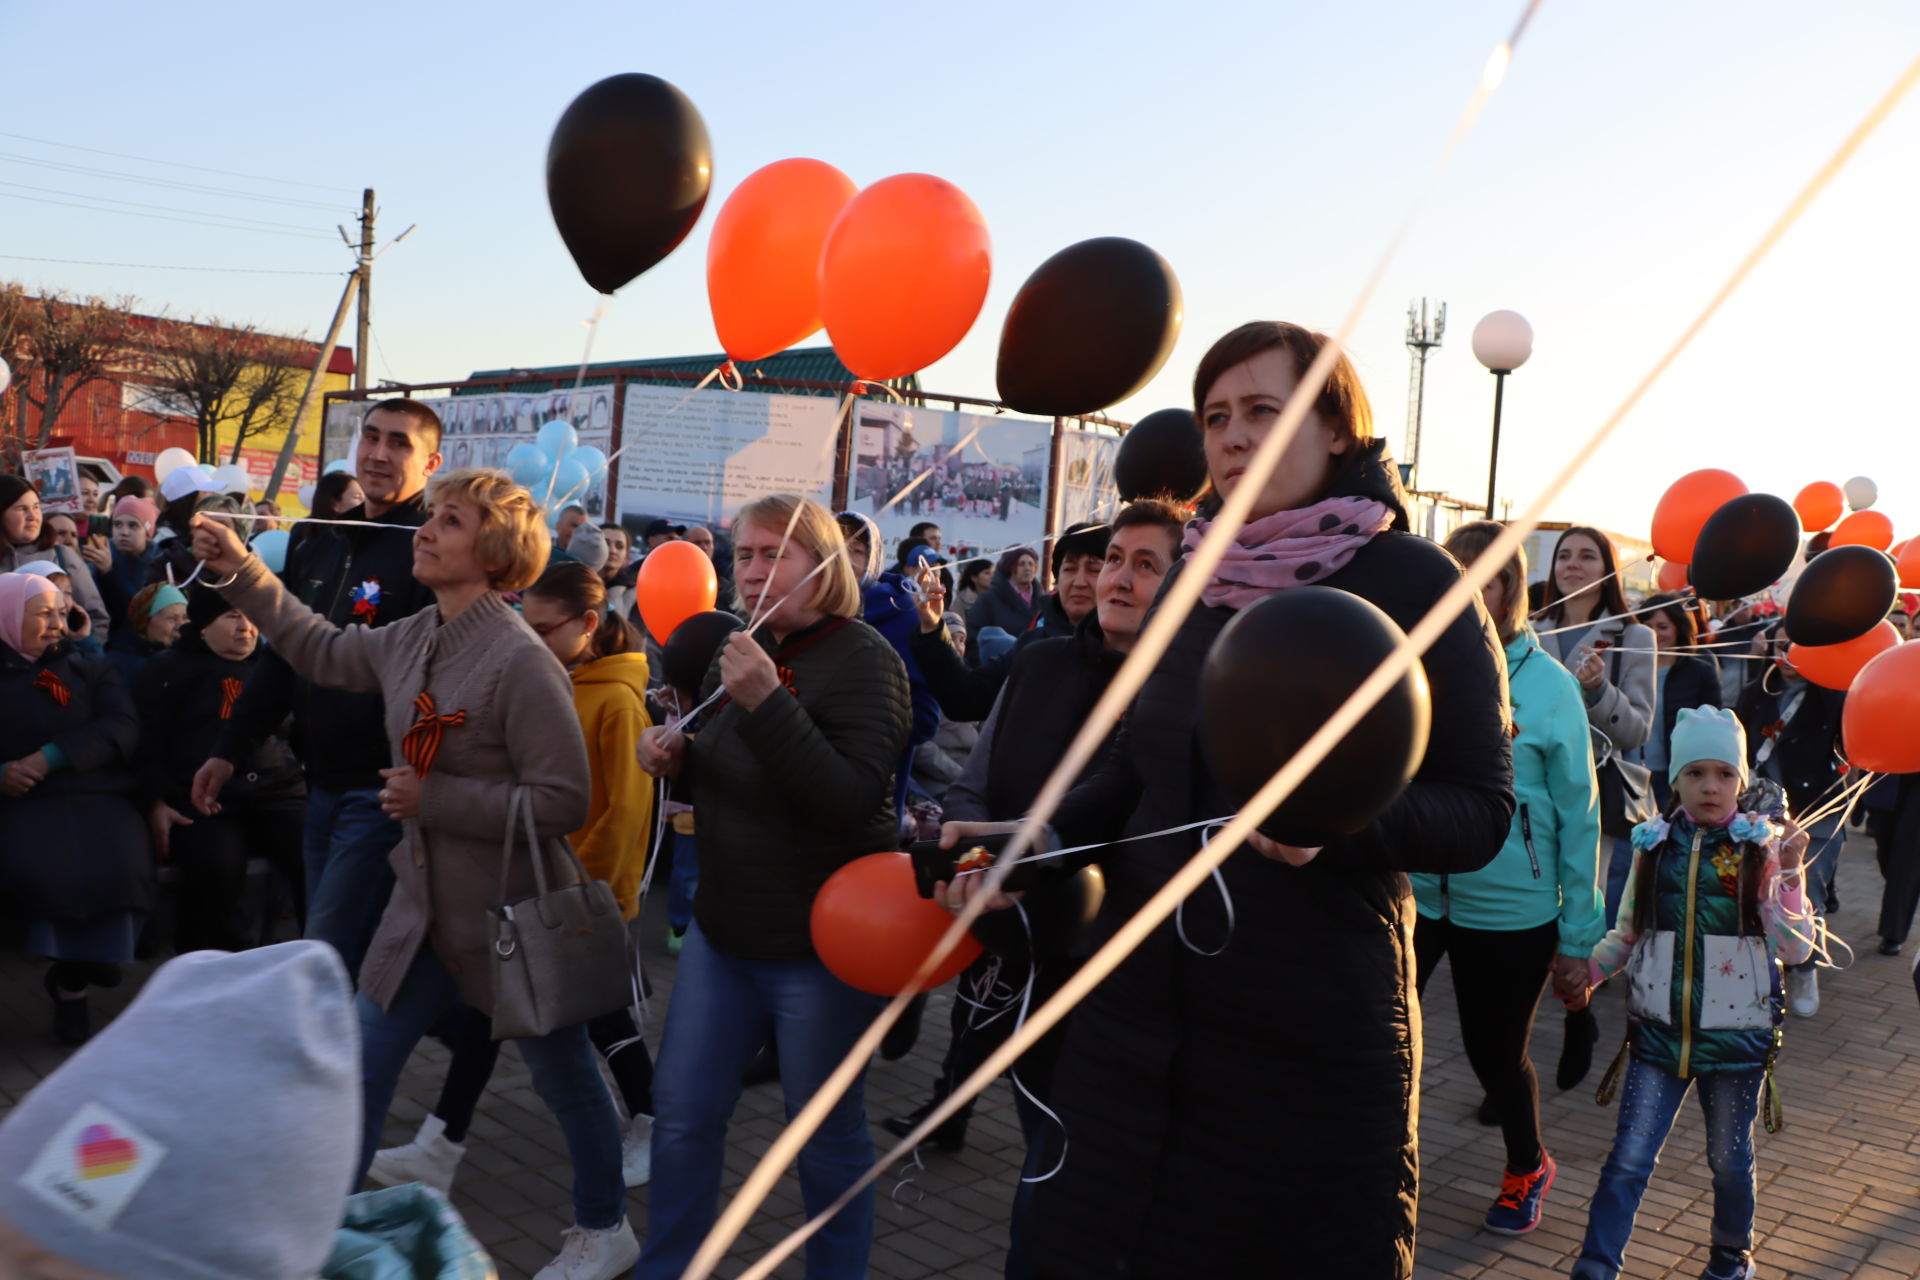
1403, 298, 1446, 491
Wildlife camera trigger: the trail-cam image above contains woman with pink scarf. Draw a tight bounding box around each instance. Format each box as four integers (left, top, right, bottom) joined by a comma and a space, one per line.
953, 322, 1515, 1279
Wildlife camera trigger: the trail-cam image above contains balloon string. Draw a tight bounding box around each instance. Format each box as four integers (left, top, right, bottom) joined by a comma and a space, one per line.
1526, 555, 1655, 620
709, 39, 1920, 1280
572, 296, 613, 395
1532, 593, 1704, 636
950, 814, 1237, 878
1172, 826, 1237, 958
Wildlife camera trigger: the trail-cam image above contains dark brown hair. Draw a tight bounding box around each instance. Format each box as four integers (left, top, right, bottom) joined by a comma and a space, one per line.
1109, 498, 1187, 545
1642, 591, 1698, 649
364, 398, 444, 455
1191, 321, 1374, 505
1539, 525, 1630, 623
524, 560, 636, 660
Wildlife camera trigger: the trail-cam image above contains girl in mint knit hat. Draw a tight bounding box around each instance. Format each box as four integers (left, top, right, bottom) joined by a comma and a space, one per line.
1566, 706, 1818, 1280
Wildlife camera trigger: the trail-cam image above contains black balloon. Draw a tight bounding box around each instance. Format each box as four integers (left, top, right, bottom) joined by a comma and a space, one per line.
1786, 546, 1898, 647
971, 866, 1104, 966
547, 74, 712, 294
1200, 587, 1431, 845
996, 237, 1183, 416
1688, 494, 1802, 602
1112, 408, 1207, 502
1804, 530, 1832, 563
662, 610, 744, 694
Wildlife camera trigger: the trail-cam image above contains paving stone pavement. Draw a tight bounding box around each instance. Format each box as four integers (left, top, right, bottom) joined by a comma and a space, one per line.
5, 830, 1919, 1278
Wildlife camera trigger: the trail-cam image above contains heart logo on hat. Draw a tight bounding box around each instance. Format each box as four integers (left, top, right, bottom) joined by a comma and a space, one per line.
74, 1123, 138, 1180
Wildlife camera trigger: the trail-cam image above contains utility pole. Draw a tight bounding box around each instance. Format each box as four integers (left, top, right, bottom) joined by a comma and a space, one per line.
265, 272, 359, 502
1402, 298, 1446, 491
355, 188, 374, 392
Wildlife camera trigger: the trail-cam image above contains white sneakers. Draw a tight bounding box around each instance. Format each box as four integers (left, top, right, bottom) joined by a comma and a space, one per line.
622, 1113, 653, 1188
534, 1219, 641, 1280
1786, 968, 1820, 1018
367, 1113, 466, 1193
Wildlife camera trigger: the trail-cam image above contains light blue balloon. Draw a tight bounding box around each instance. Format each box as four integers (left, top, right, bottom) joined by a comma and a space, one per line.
569, 445, 608, 484
505, 441, 547, 472
537, 418, 578, 459
324, 459, 351, 475
548, 456, 592, 510
251, 529, 291, 574
510, 446, 556, 492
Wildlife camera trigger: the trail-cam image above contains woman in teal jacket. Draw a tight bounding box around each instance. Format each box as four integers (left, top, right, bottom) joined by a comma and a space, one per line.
1411, 522, 1605, 1236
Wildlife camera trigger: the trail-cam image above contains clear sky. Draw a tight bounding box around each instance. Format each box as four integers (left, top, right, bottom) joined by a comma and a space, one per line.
6, 0, 1918, 544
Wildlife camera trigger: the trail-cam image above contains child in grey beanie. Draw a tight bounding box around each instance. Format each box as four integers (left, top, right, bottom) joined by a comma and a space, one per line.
0, 942, 361, 1280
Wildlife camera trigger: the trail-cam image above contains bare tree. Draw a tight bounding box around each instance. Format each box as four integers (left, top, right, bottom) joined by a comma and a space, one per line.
140, 318, 307, 464
0, 284, 138, 465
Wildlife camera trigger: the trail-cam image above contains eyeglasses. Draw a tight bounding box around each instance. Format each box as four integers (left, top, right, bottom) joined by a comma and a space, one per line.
527, 609, 589, 638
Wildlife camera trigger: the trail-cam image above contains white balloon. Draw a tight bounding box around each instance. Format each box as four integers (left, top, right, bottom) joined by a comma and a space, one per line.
213, 464, 251, 495
1844, 475, 1877, 511
153, 447, 197, 485
0, 355, 10, 397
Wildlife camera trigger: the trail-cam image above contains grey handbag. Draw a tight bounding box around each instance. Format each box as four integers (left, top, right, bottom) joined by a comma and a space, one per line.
488, 785, 630, 1040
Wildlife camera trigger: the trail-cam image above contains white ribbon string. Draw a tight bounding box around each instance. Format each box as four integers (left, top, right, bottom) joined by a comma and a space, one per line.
1172, 826, 1237, 958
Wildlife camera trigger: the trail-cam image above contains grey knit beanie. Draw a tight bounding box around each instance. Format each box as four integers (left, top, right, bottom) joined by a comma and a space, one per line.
0, 942, 360, 1280
568, 521, 609, 575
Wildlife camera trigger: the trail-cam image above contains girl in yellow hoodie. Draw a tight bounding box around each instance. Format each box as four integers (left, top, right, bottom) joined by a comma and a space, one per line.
367, 562, 662, 1197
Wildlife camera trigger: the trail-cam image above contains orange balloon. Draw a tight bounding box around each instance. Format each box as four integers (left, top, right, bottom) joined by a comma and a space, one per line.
809, 852, 984, 996
1843, 641, 1920, 773
1792, 481, 1845, 533
1787, 620, 1900, 691
635, 541, 716, 643
1651, 470, 1747, 564
819, 173, 991, 381
1831, 509, 1895, 552
707, 159, 859, 363
1896, 539, 1920, 590
1656, 560, 1690, 593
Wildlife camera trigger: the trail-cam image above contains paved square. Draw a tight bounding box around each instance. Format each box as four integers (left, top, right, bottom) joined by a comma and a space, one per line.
5, 831, 1918, 1278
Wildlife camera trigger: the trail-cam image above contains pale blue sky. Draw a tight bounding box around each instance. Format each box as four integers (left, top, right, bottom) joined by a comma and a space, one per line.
7, 1, 1918, 541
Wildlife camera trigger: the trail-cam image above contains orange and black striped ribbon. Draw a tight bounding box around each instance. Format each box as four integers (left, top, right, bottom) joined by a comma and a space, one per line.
400, 691, 466, 779
33, 670, 70, 707
218, 676, 244, 721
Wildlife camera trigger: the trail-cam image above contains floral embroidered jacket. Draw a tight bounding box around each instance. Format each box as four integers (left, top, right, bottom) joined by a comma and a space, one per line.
1589, 810, 1815, 1075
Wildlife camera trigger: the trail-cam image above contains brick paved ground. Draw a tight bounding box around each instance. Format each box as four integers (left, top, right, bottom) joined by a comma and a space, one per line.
6, 831, 1919, 1278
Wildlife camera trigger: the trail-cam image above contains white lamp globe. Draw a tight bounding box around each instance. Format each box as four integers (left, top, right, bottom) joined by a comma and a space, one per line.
1472, 310, 1534, 373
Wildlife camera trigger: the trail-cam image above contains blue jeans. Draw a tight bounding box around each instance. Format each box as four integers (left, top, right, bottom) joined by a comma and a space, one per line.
1573, 1059, 1762, 1279
355, 948, 625, 1229
303, 786, 401, 981
636, 924, 884, 1280
1603, 836, 1636, 930
667, 829, 698, 934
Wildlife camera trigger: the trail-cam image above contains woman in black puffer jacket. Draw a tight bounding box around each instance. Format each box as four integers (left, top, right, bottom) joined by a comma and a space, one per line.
134, 587, 307, 954
953, 322, 1515, 1280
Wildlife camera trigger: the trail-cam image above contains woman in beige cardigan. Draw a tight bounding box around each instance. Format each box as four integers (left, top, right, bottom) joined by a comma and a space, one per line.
191, 469, 638, 1280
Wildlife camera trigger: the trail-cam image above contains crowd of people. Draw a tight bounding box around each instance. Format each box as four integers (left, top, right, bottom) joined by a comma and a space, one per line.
0, 320, 1915, 1280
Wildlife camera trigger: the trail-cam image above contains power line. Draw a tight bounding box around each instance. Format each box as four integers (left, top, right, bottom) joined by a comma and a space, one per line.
0, 254, 345, 277
0, 130, 358, 195
0, 189, 336, 239
0, 179, 331, 233
0, 152, 346, 212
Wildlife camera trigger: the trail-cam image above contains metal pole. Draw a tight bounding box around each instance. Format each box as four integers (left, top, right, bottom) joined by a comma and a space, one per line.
354, 189, 374, 393
1043, 416, 1065, 590
265, 272, 360, 501
1483, 369, 1508, 520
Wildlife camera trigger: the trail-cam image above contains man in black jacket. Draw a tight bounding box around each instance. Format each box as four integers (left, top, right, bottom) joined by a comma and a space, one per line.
190, 400, 442, 980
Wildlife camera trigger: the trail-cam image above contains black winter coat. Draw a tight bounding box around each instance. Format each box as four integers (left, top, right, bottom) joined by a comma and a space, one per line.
0, 644, 152, 923
1032, 441, 1514, 1280
217, 496, 434, 791
1655, 654, 1722, 758
964, 574, 1042, 653
685, 615, 912, 960
133, 636, 306, 814
1735, 677, 1846, 821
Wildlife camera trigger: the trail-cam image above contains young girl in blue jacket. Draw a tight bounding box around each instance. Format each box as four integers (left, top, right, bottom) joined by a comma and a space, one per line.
1414, 524, 1605, 1236
1569, 706, 1814, 1280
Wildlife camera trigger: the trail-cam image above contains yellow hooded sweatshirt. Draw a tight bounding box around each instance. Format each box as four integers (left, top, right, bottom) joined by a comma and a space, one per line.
568, 650, 655, 919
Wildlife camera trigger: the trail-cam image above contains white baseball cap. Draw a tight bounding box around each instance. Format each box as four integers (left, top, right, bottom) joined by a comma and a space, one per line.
159, 465, 222, 505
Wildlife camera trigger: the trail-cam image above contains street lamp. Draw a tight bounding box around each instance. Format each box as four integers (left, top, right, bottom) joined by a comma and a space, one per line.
1471, 309, 1533, 521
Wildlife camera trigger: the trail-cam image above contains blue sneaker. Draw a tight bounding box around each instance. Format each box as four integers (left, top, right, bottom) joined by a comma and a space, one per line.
1483, 1150, 1555, 1235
